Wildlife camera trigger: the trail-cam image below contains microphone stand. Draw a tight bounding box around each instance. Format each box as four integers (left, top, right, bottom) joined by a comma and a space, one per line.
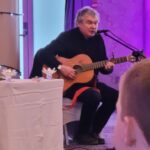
100, 31, 146, 61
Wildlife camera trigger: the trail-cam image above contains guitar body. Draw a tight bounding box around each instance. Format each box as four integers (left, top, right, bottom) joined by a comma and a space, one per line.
52, 54, 94, 91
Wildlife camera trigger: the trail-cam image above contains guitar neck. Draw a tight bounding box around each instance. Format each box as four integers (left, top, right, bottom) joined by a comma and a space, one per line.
82, 56, 130, 71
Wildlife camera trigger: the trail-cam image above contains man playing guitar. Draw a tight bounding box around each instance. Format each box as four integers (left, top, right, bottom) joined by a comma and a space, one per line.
30, 6, 118, 145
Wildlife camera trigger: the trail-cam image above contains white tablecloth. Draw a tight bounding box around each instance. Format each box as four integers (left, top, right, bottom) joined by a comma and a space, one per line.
0, 79, 64, 150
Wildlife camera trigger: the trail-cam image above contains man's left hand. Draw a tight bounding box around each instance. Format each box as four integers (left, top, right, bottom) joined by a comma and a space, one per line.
104, 61, 114, 70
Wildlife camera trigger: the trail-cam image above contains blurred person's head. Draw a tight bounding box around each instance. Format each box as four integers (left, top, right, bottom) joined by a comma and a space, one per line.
75, 6, 99, 38
114, 59, 150, 150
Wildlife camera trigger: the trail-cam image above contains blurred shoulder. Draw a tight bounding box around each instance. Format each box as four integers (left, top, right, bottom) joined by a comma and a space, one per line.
58, 28, 80, 37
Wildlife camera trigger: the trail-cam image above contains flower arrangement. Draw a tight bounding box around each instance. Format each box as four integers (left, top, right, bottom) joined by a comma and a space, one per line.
42, 67, 56, 79
1, 68, 17, 81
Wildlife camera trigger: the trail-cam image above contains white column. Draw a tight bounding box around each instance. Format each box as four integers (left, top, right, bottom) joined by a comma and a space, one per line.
0, 0, 19, 70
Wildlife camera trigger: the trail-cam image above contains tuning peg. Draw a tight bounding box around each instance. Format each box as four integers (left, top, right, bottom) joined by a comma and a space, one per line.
132, 51, 146, 62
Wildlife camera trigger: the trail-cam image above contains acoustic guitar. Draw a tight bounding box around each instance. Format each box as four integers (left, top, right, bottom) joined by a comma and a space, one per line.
48, 54, 140, 92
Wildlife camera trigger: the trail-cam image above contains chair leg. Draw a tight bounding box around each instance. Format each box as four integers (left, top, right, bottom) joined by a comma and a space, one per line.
63, 124, 69, 145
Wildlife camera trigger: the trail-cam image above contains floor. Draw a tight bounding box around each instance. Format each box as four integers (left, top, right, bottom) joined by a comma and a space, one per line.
64, 112, 116, 150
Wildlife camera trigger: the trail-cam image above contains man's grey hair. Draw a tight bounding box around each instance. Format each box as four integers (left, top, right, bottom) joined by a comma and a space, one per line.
119, 59, 150, 144
75, 6, 100, 25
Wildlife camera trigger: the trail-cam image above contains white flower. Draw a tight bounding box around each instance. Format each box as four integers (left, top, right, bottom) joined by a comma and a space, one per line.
42, 67, 56, 79
1, 69, 17, 80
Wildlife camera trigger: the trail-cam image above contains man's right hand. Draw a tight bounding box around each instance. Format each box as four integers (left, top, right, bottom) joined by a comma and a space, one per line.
58, 65, 76, 79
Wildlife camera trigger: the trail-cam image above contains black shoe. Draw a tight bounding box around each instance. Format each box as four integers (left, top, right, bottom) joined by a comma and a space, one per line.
90, 133, 105, 144
105, 148, 116, 150
75, 133, 105, 145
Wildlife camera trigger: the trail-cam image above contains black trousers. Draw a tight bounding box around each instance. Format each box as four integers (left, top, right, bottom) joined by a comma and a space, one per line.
77, 82, 118, 135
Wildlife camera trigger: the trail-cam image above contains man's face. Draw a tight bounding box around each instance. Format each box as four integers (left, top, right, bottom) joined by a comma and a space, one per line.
77, 14, 99, 38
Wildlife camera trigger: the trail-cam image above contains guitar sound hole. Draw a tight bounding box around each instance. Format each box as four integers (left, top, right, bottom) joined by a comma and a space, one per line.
73, 65, 83, 73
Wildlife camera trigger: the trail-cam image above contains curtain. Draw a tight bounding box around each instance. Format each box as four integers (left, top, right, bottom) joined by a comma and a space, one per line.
144, 0, 150, 57
65, 0, 92, 30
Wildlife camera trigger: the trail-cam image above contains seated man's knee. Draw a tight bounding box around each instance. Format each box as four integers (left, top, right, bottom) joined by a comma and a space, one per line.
79, 88, 101, 105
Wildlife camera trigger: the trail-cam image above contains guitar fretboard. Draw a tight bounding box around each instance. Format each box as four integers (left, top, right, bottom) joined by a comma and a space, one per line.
81, 56, 130, 72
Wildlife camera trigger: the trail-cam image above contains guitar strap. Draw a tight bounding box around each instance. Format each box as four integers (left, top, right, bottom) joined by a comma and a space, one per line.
70, 86, 90, 108
63, 86, 100, 110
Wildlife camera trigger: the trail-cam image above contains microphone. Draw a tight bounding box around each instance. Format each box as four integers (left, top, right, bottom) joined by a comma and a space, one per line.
97, 29, 109, 34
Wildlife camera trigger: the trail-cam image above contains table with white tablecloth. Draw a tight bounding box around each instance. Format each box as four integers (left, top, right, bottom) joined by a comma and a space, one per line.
0, 79, 64, 150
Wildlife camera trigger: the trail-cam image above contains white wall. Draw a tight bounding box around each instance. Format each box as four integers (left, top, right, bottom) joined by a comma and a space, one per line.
33, 0, 65, 54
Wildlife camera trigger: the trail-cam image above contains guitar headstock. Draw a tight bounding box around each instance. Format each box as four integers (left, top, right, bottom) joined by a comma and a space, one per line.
128, 51, 146, 63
